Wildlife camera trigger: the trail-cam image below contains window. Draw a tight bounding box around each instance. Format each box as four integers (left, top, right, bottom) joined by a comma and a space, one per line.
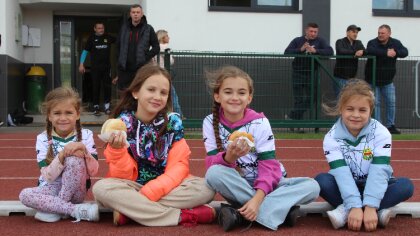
373, 0, 420, 16
208, 0, 299, 13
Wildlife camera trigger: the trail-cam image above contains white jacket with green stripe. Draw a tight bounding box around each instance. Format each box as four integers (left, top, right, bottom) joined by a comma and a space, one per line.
323, 118, 393, 210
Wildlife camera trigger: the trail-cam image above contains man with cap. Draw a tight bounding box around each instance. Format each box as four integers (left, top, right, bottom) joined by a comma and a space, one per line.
333, 25, 365, 97
365, 24, 408, 134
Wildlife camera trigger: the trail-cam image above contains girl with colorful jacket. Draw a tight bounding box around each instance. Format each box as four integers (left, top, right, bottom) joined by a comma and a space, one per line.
93, 64, 215, 226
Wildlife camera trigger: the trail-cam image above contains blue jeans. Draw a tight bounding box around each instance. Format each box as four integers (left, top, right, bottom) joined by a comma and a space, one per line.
372, 83, 396, 127
171, 85, 183, 116
315, 173, 414, 210
333, 77, 348, 98
206, 165, 320, 230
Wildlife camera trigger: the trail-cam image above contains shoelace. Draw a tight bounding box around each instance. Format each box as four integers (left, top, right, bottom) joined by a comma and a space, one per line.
72, 209, 88, 223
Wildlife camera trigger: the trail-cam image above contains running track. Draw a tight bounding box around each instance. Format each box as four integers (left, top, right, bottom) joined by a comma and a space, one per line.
0, 132, 419, 235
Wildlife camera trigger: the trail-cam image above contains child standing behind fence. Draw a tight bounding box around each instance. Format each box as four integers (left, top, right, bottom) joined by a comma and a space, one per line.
203, 65, 320, 231
19, 87, 100, 223
154, 29, 183, 117
315, 79, 414, 231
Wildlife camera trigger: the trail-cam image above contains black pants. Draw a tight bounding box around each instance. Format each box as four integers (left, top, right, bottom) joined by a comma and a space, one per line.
288, 71, 318, 120
117, 69, 136, 91
91, 66, 112, 106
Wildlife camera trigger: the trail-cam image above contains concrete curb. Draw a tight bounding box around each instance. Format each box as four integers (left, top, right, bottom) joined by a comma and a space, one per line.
1, 201, 419, 218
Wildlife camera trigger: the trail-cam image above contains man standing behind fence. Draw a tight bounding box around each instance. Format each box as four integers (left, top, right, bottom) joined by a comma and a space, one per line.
365, 24, 408, 134
284, 23, 333, 126
113, 4, 160, 91
333, 25, 365, 97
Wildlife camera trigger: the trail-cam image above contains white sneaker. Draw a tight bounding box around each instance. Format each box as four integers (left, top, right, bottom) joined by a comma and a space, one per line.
34, 211, 61, 223
326, 204, 349, 229
7, 114, 16, 127
71, 203, 100, 222
378, 208, 392, 228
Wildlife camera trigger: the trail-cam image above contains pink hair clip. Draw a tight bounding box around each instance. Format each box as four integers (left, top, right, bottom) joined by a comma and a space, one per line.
48, 140, 53, 145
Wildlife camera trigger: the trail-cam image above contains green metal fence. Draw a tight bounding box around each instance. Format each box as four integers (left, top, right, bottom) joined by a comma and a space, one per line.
159, 51, 420, 133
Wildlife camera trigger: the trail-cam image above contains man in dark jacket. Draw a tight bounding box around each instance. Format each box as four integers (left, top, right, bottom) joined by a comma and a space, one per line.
284, 23, 334, 127
333, 25, 365, 97
113, 4, 160, 90
365, 24, 408, 134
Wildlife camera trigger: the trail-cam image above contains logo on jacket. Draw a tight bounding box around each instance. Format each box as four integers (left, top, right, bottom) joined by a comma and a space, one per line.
362, 148, 373, 160
383, 144, 391, 148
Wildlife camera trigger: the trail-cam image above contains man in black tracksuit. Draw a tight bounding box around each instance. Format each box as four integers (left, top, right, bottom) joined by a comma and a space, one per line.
79, 22, 115, 115
114, 4, 160, 90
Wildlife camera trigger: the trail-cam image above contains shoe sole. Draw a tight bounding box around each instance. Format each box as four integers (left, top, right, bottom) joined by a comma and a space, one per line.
113, 211, 127, 226
379, 210, 391, 228
284, 206, 300, 227
34, 213, 61, 223
326, 211, 345, 229
91, 204, 100, 222
219, 207, 237, 232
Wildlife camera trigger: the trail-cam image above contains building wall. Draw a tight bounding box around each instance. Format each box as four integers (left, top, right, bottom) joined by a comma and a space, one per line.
0, 1, 6, 55
22, 9, 54, 64
144, 0, 420, 55
144, 0, 302, 52
3, 0, 24, 61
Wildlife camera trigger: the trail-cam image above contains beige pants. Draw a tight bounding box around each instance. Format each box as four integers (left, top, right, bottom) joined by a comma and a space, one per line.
92, 176, 215, 226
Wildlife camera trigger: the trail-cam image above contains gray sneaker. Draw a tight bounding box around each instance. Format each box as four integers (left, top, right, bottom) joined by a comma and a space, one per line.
326, 204, 349, 229
34, 211, 61, 223
71, 203, 99, 222
378, 208, 392, 228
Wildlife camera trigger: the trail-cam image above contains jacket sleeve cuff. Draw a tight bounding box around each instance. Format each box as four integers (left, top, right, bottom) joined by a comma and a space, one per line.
205, 152, 236, 169
363, 196, 381, 209
41, 156, 64, 183
344, 196, 363, 211
140, 185, 160, 202
84, 153, 99, 177
104, 145, 126, 160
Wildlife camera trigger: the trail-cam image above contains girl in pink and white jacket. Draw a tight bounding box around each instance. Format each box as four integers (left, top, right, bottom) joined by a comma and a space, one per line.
19, 87, 99, 223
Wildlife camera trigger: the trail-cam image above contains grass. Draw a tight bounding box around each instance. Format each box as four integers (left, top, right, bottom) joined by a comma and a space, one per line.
185, 132, 420, 140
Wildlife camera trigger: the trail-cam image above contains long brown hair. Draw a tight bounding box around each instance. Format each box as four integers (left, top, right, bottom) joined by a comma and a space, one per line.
112, 64, 173, 152
42, 87, 82, 165
205, 66, 254, 151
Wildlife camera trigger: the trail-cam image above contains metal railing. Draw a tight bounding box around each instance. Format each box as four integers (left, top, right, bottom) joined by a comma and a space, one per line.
158, 50, 420, 132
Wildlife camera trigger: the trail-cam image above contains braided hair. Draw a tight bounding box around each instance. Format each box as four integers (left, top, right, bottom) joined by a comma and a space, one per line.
205, 66, 254, 151
42, 87, 82, 165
